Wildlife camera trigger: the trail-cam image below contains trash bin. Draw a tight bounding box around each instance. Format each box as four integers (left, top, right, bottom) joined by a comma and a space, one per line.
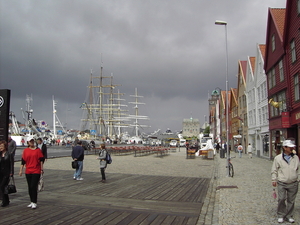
220, 149, 225, 158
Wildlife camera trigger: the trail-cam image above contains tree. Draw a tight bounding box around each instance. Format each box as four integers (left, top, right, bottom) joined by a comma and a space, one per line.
204, 126, 210, 135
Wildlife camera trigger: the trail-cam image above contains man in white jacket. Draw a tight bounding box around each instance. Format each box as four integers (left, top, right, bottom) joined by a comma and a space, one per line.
271, 140, 300, 223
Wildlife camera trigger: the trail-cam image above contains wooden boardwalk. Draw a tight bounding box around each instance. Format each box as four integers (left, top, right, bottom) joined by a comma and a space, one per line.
0, 169, 210, 225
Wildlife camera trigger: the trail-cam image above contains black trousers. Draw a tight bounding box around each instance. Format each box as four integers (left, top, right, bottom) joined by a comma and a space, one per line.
25, 174, 41, 203
0, 174, 10, 204
100, 168, 106, 180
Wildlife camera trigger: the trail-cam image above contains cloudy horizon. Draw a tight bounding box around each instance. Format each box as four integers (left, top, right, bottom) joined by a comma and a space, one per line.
0, 0, 286, 135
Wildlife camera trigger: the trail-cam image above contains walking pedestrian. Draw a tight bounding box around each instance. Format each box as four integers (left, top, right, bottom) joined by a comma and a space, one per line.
271, 140, 299, 223
37, 138, 47, 163
237, 143, 243, 158
21, 138, 25, 147
0, 140, 14, 207
19, 139, 44, 209
8, 136, 16, 174
72, 140, 84, 181
96, 143, 107, 183
247, 143, 252, 158
216, 143, 220, 153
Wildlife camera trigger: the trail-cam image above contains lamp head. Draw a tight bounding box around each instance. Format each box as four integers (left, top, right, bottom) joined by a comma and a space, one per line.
215, 20, 227, 25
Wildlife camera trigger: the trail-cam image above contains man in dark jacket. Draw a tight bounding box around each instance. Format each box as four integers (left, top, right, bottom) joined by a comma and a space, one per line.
37, 138, 47, 163
71, 141, 84, 181
8, 136, 16, 174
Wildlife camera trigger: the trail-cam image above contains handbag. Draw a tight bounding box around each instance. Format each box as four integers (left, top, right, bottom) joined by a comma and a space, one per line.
72, 160, 78, 169
38, 174, 44, 192
4, 176, 17, 194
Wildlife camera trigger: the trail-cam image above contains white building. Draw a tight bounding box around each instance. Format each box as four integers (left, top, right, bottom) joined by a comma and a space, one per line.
246, 44, 269, 158
182, 117, 200, 137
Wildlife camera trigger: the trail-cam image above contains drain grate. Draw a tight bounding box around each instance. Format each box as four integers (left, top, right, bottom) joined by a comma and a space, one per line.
216, 185, 238, 190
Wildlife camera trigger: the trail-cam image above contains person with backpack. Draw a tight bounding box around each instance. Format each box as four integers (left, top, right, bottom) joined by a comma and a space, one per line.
237, 143, 243, 158
96, 143, 108, 183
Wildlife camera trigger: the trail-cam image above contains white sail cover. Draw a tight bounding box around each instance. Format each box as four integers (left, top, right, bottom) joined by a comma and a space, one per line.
200, 139, 214, 150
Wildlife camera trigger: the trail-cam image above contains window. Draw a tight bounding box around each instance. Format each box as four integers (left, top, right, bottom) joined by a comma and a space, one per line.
291, 40, 296, 63
257, 87, 261, 102
264, 82, 267, 99
242, 95, 247, 108
244, 113, 248, 127
270, 91, 287, 118
279, 60, 284, 81
259, 109, 262, 125
268, 68, 276, 89
278, 91, 286, 112
295, 74, 300, 101
265, 106, 269, 123
272, 34, 275, 52
298, 0, 300, 14
249, 90, 252, 103
262, 107, 265, 124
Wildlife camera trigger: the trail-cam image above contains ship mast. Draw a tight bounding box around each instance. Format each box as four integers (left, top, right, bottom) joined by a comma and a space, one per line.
52, 96, 66, 138
129, 88, 149, 137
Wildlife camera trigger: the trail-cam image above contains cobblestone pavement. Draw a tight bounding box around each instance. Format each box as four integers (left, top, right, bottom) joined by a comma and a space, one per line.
215, 152, 300, 225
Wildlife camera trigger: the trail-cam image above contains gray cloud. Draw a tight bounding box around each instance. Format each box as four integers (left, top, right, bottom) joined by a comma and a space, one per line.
0, 0, 286, 133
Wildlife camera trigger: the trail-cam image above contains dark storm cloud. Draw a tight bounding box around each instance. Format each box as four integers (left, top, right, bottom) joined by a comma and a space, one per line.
0, 0, 286, 131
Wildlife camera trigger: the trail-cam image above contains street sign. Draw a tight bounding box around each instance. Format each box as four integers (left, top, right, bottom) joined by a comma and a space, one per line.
90, 130, 97, 135
0, 89, 11, 142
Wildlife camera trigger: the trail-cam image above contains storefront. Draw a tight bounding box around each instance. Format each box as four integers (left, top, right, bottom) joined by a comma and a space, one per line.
269, 111, 298, 159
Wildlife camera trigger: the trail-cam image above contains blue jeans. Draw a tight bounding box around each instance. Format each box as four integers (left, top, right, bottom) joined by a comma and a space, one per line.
238, 150, 242, 158
73, 161, 83, 179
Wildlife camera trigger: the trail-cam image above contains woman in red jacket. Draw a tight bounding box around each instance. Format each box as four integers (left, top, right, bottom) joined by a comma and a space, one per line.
19, 139, 44, 209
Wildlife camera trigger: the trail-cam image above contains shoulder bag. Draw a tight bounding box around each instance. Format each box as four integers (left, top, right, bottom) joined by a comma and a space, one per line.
4, 153, 17, 194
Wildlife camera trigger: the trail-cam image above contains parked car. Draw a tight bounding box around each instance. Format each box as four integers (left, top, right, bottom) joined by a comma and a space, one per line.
179, 139, 186, 147
169, 140, 178, 147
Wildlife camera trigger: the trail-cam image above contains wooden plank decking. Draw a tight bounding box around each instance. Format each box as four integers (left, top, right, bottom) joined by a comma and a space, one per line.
0, 169, 210, 225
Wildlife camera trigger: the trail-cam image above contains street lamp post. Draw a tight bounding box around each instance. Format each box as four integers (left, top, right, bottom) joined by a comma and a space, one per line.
215, 20, 230, 176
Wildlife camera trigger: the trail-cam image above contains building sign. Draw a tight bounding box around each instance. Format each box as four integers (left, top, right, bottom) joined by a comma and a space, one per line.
281, 112, 290, 128
0, 89, 11, 141
90, 130, 97, 135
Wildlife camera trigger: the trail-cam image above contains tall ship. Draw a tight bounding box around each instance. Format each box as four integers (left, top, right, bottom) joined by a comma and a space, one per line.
80, 65, 149, 142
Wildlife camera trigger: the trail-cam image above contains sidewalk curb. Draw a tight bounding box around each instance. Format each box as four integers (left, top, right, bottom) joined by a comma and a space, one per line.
197, 156, 219, 224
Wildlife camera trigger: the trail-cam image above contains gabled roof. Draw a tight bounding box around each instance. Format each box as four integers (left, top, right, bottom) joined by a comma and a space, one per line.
259, 44, 266, 60
264, 8, 286, 71
270, 8, 286, 41
249, 57, 256, 75
221, 90, 231, 110
283, 0, 299, 47
231, 88, 238, 106
238, 60, 247, 84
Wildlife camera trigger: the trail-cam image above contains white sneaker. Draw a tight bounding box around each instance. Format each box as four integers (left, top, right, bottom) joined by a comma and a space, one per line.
288, 218, 295, 223
73, 177, 76, 180
27, 202, 33, 208
31, 203, 37, 209
278, 218, 284, 223
76, 178, 83, 181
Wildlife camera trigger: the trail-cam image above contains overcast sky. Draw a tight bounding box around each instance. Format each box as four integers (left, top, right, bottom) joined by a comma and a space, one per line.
0, 0, 286, 135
